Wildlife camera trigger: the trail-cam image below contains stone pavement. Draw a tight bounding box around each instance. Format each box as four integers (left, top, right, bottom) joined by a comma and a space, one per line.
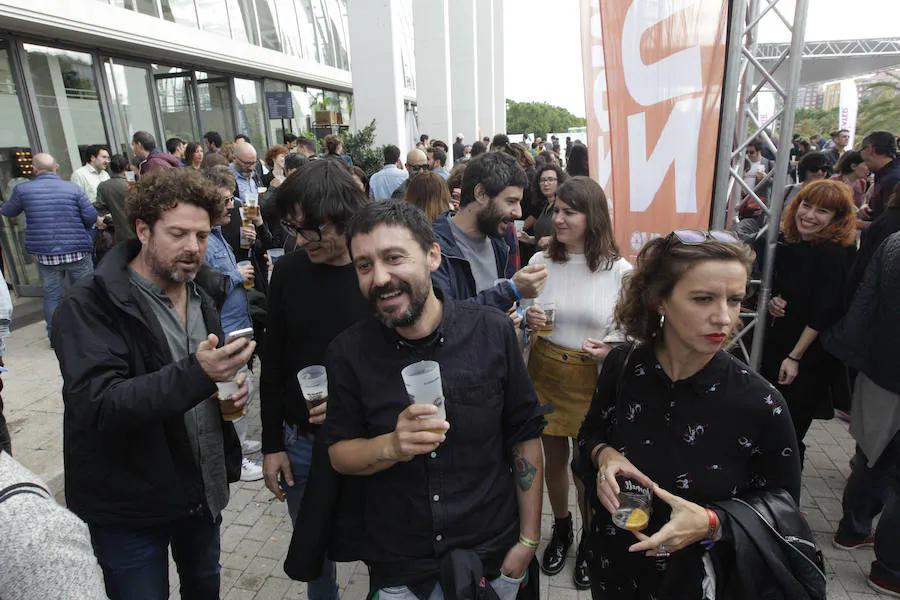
3, 317, 893, 599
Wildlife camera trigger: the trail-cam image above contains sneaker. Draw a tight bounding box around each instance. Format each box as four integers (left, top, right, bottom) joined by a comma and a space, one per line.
832, 532, 875, 550
868, 574, 900, 598
241, 439, 262, 455
240, 457, 263, 482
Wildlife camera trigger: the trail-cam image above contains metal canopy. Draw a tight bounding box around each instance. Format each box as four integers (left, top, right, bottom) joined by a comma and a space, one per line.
712, 0, 809, 369
756, 38, 900, 87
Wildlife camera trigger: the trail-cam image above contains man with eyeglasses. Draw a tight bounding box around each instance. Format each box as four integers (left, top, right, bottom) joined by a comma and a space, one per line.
230, 141, 260, 202
391, 148, 430, 200
260, 159, 370, 600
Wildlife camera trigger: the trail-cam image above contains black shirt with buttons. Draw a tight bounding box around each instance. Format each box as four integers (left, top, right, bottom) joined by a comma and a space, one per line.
322, 289, 545, 567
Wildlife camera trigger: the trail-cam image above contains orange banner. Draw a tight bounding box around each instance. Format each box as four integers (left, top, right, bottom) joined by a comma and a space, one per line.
582, 0, 729, 260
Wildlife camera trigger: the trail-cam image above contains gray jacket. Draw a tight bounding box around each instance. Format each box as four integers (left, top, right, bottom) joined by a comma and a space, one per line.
0, 451, 108, 599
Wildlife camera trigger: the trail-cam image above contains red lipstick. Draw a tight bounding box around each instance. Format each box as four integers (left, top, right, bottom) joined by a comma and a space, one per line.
704, 334, 726, 343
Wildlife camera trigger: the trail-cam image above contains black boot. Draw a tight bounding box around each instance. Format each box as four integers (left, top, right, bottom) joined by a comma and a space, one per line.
573, 532, 591, 589
541, 513, 573, 575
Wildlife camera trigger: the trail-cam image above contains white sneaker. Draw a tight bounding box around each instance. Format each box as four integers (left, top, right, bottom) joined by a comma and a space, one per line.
241, 439, 262, 455
240, 457, 263, 482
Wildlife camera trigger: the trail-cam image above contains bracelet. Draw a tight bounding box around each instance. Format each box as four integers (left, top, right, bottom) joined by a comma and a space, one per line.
786, 355, 801, 363
518, 534, 540, 550
704, 508, 719, 541
592, 443, 610, 470
507, 279, 522, 302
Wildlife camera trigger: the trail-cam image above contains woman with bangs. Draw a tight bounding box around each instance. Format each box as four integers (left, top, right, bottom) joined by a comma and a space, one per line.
524, 176, 631, 589
763, 179, 857, 464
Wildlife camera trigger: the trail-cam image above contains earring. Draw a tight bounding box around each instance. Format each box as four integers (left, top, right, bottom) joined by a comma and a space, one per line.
653, 313, 665, 337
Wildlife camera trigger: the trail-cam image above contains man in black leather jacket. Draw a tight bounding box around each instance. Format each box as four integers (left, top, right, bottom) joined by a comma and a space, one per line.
822, 231, 900, 596
52, 168, 256, 600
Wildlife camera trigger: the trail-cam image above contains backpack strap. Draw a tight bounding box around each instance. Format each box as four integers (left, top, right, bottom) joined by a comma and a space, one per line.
0, 482, 50, 504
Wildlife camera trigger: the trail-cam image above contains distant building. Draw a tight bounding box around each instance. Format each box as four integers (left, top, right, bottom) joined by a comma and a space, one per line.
796, 85, 824, 110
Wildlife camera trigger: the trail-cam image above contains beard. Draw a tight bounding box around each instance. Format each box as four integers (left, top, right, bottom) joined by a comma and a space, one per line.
476, 200, 509, 239
146, 238, 202, 284
368, 276, 430, 329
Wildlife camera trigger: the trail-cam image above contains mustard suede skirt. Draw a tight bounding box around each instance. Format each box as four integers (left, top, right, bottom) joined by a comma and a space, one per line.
527, 337, 596, 438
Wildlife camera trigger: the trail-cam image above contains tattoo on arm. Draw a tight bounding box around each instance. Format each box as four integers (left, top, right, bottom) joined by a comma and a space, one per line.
513, 446, 537, 492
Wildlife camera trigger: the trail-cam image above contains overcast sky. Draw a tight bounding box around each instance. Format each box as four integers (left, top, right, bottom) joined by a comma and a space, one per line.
504, 0, 900, 118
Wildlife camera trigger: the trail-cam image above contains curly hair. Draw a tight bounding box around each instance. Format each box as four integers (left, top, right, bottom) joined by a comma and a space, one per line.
615, 235, 754, 342
126, 168, 222, 233
547, 176, 619, 272
781, 179, 856, 246
404, 171, 450, 222
264, 144, 290, 169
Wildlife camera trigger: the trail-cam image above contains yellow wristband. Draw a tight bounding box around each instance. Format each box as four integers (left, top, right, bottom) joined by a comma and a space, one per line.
518, 534, 540, 549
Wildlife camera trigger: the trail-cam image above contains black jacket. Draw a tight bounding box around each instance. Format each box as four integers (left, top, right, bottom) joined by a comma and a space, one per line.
823, 231, 900, 395
847, 205, 900, 299
711, 489, 826, 600
52, 239, 240, 525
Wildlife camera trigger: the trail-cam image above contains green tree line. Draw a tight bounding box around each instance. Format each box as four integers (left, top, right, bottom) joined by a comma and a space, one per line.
793, 80, 900, 143
506, 99, 586, 140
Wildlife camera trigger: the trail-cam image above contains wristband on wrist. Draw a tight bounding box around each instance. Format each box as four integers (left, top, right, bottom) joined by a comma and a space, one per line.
703, 508, 720, 543
786, 355, 801, 363
592, 443, 610, 470
507, 279, 521, 302
518, 534, 540, 550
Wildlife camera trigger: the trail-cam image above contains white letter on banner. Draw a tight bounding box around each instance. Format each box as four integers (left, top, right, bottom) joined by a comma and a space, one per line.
628, 97, 703, 213
621, 0, 703, 106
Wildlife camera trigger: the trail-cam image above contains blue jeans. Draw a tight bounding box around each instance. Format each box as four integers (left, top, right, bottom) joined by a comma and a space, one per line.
837, 433, 900, 585
378, 574, 524, 600
88, 508, 221, 600
283, 425, 340, 600
37, 255, 93, 337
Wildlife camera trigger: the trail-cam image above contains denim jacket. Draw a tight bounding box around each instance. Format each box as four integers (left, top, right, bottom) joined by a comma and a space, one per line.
204, 228, 252, 334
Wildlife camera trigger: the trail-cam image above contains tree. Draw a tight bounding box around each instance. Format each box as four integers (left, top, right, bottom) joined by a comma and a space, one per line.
792, 108, 838, 139
506, 99, 586, 140
341, 119, 385, 177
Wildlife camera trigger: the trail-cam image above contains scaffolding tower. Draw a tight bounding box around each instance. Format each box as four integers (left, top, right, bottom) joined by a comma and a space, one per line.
711, 0, 809, 370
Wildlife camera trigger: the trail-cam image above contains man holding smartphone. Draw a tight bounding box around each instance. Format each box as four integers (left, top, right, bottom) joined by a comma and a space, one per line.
52, 168, 256, 600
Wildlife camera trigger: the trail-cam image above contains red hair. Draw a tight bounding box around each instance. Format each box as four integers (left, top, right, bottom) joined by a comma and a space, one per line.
781, 179, 856, 246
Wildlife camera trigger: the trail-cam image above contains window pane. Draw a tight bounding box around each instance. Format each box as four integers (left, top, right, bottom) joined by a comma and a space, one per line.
397, 0, 415, 91
290, 84, 311, 133
197, 78, 234, 141
197, 0, 231, 38
105, 60, 158, 156
234, 78, 265, 150
155, 73, 199, 142
255, 0, 282, 52
274, 0, 301, 58
229, 0, 259, 45
130, 0, 161, 17
0, 47, 41, 289
324, 0, 349, 70
160, 0, 199, 28
293, 0, 318, 61
308, 0, 336, 67
22, 44, 108, 179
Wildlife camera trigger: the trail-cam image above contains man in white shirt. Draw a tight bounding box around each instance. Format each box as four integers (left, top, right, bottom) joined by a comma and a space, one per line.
70, 145, 110, 204
369, 145, 408, 200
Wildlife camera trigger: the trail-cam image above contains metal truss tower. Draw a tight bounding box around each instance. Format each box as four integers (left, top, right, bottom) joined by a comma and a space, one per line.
711, 0, 809, 369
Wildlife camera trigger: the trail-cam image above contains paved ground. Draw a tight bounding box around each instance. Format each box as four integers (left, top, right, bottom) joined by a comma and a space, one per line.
3, 316, 892, 599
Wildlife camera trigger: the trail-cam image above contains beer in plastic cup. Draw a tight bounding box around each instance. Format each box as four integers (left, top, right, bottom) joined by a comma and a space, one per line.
401, 361, 446, 434
239, 207, 253, 249
244, 189, 262, 220
266, 248, 284, 282
536, 302, 556, 338
237, 260, 254, 290
216, 381, 243, 421
297, 365, 328, 412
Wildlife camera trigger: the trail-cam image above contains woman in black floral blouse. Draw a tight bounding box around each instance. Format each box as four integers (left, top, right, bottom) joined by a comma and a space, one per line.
577, 231, 802, 599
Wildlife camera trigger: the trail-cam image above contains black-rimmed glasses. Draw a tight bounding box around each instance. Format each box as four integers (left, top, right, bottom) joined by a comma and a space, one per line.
280, 218, 325, 242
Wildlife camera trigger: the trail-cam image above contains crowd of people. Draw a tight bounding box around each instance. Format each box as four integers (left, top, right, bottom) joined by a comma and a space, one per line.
0, 121, 897, 600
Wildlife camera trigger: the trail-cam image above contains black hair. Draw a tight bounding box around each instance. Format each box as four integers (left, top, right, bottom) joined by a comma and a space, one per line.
132, 131, 156, 152
345, 199, 435, 255
470, 141, 487, 157
203, 131, 222, 148
797, 151, 829, 182
746, 139, 763, 152
296, 136, 317, 154
284, 153, 306, 173
420, 134, 429, 144
383, 144, 401, 165
109, 154, 129, 174
837, 150, 865, 175
862, 131, 897, 159
431, 140, 449, 153
490, 134, 510, 151
234, 134, 251, 143
459, 152, 527, 208
86, 144, 107, 162
430, 147, 447, 167
165, 137, 184, 155
283, 133, 298, 144
566, 143, 590, 177
275, 158, 368, 232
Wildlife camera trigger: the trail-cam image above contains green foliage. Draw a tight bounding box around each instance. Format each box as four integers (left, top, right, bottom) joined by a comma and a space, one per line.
793, 108, 839, 139
341, 119, 385, 177
506, 99, 586, 140
792, 79, 900, 145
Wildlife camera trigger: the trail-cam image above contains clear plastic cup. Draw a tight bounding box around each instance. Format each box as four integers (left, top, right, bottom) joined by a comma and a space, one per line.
237, 260, 254, 290
536, 301, 557, 338
297, 365, 328, 411
216, 381, 242, 421
401, 361, 446, 433
266, 248, 285, 282
611, 477, 653, 531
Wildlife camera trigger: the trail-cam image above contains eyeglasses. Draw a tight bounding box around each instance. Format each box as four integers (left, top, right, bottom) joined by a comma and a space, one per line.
280, 218, 327, 242
667, 229, 740, 245
539, 178, 558, 184
409, 164, 431, 172
810, 166, 827, 173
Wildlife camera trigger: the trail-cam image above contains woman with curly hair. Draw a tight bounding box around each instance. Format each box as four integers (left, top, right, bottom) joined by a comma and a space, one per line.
763, 179, 857, 463
577, 230, 801, 599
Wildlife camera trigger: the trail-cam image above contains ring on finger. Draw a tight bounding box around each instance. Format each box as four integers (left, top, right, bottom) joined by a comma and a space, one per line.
599, 473, 606, 482
656, 543, 670, 558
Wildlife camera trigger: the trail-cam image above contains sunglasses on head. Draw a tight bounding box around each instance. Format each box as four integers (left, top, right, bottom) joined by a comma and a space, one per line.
667, 229, 740, 245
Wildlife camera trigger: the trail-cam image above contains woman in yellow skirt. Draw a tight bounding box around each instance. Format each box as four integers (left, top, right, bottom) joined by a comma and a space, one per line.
525, 176, 631, 589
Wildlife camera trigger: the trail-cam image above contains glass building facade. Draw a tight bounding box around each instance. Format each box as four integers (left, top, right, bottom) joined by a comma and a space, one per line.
0, 0, 360, 295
